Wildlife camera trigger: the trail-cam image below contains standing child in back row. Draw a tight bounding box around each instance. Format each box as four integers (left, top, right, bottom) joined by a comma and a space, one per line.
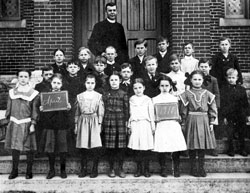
5, 69, 39, 180
180, 42, 199, 75
211, 37, 243, 89
179, 70, 217, 177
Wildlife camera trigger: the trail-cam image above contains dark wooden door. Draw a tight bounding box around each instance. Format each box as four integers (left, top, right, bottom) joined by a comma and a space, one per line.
74, 0, 169, 58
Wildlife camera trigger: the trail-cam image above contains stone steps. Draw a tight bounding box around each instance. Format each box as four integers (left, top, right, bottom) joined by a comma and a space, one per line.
1, 173, 250, 193
0, 154, 249, 174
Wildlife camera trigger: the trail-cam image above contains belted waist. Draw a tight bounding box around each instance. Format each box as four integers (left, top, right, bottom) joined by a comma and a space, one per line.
106, 108, 122, 112
10, 116, 31, 124
81, 112, 97, 116
189, 112, 207, 115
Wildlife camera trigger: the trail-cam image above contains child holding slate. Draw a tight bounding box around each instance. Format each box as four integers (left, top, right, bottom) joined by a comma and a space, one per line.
75, 74, 104, 178
5, 69, 39, 180
127, 78, 155, 178
39, 73, 71, 179
152, 75, 187, 177
179, 70, 217, 177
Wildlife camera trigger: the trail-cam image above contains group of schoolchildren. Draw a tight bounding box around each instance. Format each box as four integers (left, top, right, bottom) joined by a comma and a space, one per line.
4, 36, 250, 181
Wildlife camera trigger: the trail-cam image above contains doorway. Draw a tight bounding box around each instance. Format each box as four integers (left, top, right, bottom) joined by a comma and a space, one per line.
74, 0, 170, 58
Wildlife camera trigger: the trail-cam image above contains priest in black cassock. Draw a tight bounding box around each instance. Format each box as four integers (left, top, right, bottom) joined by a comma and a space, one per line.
88, 2, 129, 65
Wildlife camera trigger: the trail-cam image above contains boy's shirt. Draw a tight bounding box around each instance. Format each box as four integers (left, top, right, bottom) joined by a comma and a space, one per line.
201, 75, 220, 108
94, 71, 109, 94
166, 70, 186, 96
141, 71, 161, 98
154, 51, 172, 74
35, 80, 51, 93
129, 55, 146, 78
78, 62, 95, 81
120, 78, 134, 98
180, 56, 199, 75
220, 83, 249, 122
51, 63, 68, 77
104, 61, 121, 76
211, 52, 243, 88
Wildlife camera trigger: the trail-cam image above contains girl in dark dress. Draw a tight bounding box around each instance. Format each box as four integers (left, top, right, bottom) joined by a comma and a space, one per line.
39, 73, 71, 179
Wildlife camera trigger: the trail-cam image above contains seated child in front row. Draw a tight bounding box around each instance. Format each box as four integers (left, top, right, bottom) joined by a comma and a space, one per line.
153, 75, 187, 178
127, 78, 155, 178
179, 70, 217, 177
75, 74, 104, 178
220, 68, 250, 157
39, 73, 71, 179
102, 72, 129, 178
5, 69, 39, 180
120, 63, 134, 97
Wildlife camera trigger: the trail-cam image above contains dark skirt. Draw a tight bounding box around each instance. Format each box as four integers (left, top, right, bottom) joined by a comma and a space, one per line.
39, 129, 68, 153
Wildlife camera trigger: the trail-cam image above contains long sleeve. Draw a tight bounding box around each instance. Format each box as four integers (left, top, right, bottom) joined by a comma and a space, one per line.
207, 93, 217, 124
74, 99, 80, 124
241, 87, 250, 117
179, 92, 189, 124
97, 96, 105, 124
88, 23, 104, 56
31, 95, 40, 125
123, 93, 129, 121
213, 78, 220, 108
148, 99, 155, 131
234, 56, 243, 85
5, 95, 12, 120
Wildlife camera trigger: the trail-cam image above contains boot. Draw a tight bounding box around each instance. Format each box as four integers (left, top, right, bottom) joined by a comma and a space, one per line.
118, 161, 126, 178
60, 153, 67, 179
9, 150, 20, 180
173, 152, 180, 178
79, 159, 87, 178
189, 150, 198, 177
160, 166, 168, 177
144, 160, 151, 178
46, 153, 55, 179
227, 141, 235, 157
159, 153, 167, 177
108, 160, 115, 178
134, 162, 142, 177
90, 159, 98, 178
198, 150, 206, 177
26, 152, 34, 179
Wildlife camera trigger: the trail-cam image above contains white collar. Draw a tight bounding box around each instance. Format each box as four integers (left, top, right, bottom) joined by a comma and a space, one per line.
138, 55, 144, 62
123, 79, 130, 84
184, 55, 194, 60
107, 18, 116, 23
159, 51, 167, 57
107, 61, 115, 65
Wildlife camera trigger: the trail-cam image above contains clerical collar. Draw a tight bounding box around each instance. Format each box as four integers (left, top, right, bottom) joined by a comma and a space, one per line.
184, 55, 194, 60
159, 51, 167, 57
107, 61, 115, 65
107, 18, 116, 23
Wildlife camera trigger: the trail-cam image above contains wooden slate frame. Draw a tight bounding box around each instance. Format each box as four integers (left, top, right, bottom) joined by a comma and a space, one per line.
154, 102, 179, 122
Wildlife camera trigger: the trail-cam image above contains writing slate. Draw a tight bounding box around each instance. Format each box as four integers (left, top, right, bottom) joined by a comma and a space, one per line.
41, 91, 68, 112
154, 102, 179, 122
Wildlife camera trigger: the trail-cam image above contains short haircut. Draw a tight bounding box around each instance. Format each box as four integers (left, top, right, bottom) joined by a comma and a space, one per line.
16, 69, 31, 77
78, 47, 92, 56
134, 38, 148, 48
133, 78, 145, 86
156, 36, 169, 44
94, 56, 107, 65
41, 66, 54, 74
169, 54, 179, 63
53, 48, 65, 56
66, 60, 80, 67
51, 73, 63, 82
106, 2, 116, 10
144, 55, 157, 65
105, 46, 116, 52
198, 58, 211, 67
226, 68, 238, 76
183, 41, 194, 49
120, 63, 133, 70
219, 37, 231, 44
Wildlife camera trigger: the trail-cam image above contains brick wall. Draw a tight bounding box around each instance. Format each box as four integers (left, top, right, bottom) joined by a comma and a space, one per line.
170, 0, 211, 59
210, 0, 250, 72
0, 0, 34, 75
170, 0, 250, 72
34, 0, 74, 69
